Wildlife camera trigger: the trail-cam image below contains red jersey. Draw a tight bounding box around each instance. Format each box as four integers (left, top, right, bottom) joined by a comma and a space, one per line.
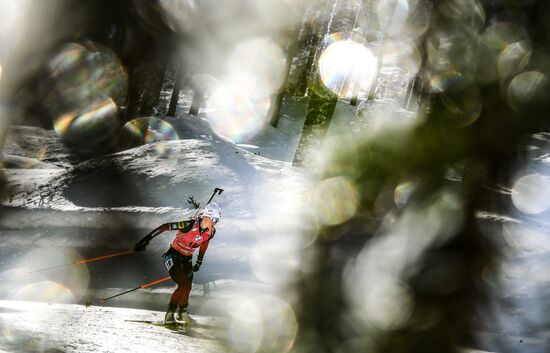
169, 219, 214, 257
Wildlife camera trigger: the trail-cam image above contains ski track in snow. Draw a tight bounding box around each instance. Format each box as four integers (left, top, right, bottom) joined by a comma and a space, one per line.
0, 300, 225, 353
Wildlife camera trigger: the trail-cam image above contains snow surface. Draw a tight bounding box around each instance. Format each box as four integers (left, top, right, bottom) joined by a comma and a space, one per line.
3, 125, 74, 168
0, 300, 225, 353
0, 300, 495, 353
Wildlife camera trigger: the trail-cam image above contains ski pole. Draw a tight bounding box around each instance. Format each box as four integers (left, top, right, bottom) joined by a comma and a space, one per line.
100, 276, 171, 301
28, 228, 163, 273
206, 187, 224, 204
28, 249, 135, 273
193, 187, 224, 217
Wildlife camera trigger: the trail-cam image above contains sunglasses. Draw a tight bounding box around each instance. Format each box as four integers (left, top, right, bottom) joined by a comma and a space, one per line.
211, 217, 220, 224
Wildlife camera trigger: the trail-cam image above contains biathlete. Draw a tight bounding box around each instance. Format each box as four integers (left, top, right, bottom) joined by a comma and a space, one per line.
133, 202, 222, 324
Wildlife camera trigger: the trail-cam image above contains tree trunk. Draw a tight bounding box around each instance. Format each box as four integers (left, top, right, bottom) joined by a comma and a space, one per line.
189, 90, 203, 116
292, 75, 338, 168
269, 93, 285, 128
125, 66, 143, 119
139, 53, 168, 116
167, 67, 182, 116
296, 29, 321, 97
297, 0, 335, 98
270, 26, 304, 127
288, 1, 316, 97
350, 94, 358, 106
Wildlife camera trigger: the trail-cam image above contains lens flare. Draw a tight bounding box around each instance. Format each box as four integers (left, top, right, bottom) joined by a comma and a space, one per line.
47, 41, 127, 150
365, 280, 414, 330
250, 235, 301, 284
428, 71, 482, 126
376, 0, 432, 39
15, 281, 75, 303
439, 0, 485, 21
477, 22, 529, 84
346, 190, 463, 334
379, 40, 421, 76
481, 22, 528, 51
439, 85, 482, 127
249, 182, 317, 242
318, 39, 377, 99
206, 73, 271, 142
48, 42, 128, 106
227, 295, 298, 353
429, 71, 466, 93
357, 100, 422, 142
507, 71, 549, 113
0, 269, 46, 297
120, 117, 179, 152
426, 28, 480, 82
53, 98, 119, 146
228, 296, 264, 353
228, 37, 286, 95
394, 179, 416, 208
15, 247, 90, 302
310, 176, 359, 226
255, 295, 298, 353
511, 173, 550, 214
322, 32, 347, 48
158, 0, 198, 32
498, 41, 532, 81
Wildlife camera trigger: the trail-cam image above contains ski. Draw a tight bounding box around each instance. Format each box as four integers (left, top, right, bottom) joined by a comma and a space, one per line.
124, 319, 222, 330
124, 320, 220, 340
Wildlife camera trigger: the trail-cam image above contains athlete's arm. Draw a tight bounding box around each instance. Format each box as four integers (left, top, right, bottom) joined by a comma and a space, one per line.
193, 229, 215, 271
134, 219, 195, 252
165, 220, 195, 232
193, 240, 210, 272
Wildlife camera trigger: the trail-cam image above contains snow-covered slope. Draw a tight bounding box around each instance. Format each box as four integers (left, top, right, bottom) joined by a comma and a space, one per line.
3, 125, 74, 168
1, 119, 309, 231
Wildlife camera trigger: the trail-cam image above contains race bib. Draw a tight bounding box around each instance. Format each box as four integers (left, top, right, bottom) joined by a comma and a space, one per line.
164, 257, 174, 271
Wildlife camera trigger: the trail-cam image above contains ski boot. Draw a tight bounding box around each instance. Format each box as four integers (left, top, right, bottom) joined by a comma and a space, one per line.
176, 307, 195, 325
165, 305, 177, 325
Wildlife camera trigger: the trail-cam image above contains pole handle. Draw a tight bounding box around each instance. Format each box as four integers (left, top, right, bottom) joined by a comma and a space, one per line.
194, 187, 224, 217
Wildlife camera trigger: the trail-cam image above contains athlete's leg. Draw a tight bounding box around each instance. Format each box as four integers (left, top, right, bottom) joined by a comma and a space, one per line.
175, 261, 194, 323
177, 269, 193, 309
166, 255, 193, 309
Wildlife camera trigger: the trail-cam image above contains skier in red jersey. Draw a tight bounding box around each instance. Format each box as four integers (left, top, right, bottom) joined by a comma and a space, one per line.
134, 202, 222, 324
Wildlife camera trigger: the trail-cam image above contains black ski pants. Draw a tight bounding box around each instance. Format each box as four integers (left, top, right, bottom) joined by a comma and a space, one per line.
163, 247, 193, 310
